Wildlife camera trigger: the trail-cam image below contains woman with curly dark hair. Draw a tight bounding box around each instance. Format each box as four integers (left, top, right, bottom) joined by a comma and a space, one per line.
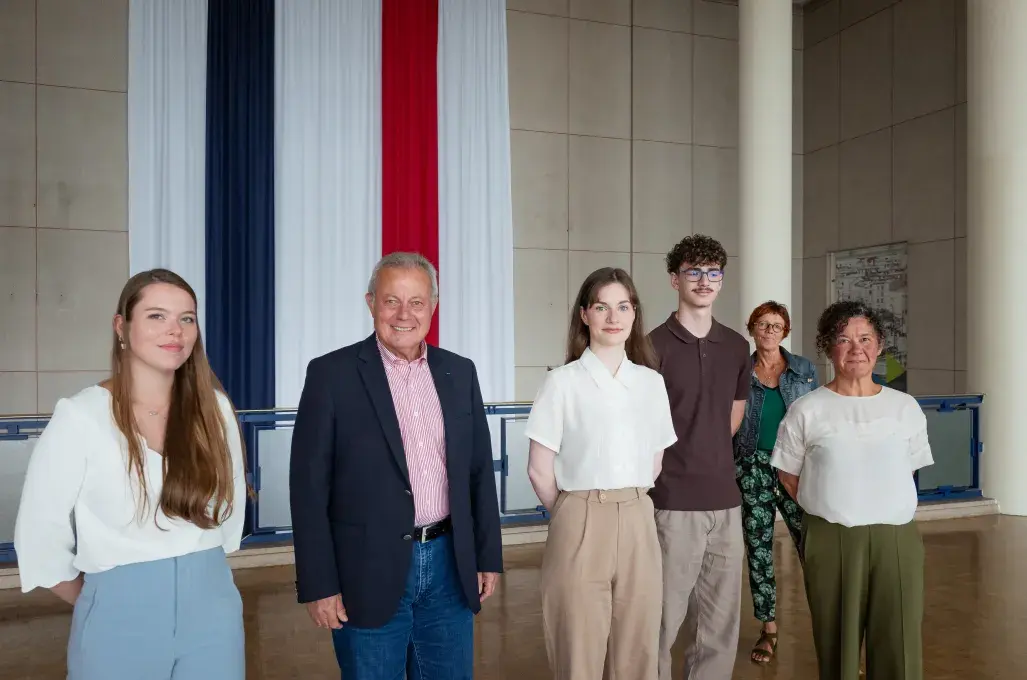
770, 300, 933, 680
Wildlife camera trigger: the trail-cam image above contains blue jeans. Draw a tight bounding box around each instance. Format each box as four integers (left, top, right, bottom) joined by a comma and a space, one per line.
332, 533, 473, 679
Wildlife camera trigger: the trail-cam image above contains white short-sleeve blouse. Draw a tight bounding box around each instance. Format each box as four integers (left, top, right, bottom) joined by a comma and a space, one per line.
770, 385, 934, 527
524, 347, 678, 491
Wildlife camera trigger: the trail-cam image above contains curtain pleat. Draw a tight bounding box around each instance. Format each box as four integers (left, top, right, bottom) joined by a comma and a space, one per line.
205, 0, 276, 410
437, 0, 515, 401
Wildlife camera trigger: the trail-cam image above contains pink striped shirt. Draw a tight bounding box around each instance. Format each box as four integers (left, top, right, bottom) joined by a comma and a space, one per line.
377, 336, 450, 526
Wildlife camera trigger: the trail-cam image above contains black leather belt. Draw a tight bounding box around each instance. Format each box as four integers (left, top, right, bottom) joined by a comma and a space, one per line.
407, 517, 452, 543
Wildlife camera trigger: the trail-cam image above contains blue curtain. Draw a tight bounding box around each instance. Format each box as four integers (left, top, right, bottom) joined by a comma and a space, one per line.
205, 0, 275, 411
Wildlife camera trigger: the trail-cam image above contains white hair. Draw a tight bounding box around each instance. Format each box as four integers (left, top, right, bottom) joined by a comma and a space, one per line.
367, 252, 439, 301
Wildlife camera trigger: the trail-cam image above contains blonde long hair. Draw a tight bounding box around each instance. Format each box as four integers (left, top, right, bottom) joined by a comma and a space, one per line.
111, 269, 238, 529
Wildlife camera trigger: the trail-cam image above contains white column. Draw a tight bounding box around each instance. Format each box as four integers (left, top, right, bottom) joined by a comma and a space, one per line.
738, 0, 793, 347
967, 1, 1027, 515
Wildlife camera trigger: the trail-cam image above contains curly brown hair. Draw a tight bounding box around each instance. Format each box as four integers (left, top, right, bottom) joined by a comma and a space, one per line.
814, 300, 885, 357
664, 234, 728, 274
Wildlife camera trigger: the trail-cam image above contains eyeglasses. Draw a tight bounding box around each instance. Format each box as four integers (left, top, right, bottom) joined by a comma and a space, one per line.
757, 321, 785, 333
678, 268, 724, 282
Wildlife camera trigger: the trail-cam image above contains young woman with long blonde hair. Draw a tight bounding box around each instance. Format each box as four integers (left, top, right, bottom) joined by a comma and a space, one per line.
14, 268, 247, 680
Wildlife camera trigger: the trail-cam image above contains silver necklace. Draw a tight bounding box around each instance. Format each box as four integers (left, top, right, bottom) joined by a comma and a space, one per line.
135, 403, 166, 417
755, 360, 784, 385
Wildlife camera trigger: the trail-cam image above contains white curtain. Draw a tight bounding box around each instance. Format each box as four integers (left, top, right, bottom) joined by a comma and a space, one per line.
127, 0, 208, 328
437, 0, 515, 403
274, 0, 382, 408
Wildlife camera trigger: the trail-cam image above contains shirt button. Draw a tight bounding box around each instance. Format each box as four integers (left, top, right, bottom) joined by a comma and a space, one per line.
599, 492, 607, 501
405, 490, 412, 496
414, 412, 419, 417
403, 534, 412, 541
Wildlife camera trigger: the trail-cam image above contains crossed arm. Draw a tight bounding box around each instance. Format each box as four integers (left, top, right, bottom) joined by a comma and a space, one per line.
527, 440, 669, 515
778, 470, 799, 500
527, 440, 559, 514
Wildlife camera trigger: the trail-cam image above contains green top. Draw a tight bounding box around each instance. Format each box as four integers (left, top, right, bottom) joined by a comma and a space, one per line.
756, 386, 787, 452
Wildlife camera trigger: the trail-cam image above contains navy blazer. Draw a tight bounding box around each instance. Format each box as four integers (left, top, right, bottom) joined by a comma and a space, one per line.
289, 334, 504, 628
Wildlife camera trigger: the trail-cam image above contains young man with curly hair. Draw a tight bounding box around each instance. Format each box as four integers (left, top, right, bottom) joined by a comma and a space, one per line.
648, 234, 751, 680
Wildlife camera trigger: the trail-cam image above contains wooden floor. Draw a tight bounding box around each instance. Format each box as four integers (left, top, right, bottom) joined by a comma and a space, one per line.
1, 514, 1024, 679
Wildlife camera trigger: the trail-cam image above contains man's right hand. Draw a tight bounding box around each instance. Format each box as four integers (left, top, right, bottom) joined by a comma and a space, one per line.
306, 594, 348, 629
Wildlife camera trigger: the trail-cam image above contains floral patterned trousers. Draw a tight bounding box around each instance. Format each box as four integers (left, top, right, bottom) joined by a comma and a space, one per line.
736, 449, 805, 623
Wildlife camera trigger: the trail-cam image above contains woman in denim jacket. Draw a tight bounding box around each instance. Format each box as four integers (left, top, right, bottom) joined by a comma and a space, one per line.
734, 301, 818, 665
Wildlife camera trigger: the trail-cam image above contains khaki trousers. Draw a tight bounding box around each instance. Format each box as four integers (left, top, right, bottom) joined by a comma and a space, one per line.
803, 514, 924, 680
541, 488, 663, 680
655, 507, 744, 680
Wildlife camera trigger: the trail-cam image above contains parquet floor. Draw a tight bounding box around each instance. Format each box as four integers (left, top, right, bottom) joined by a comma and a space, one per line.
1, 515, 1023, 679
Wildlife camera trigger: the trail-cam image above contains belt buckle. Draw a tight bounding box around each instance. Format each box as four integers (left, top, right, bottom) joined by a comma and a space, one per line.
420, 526, 428, 544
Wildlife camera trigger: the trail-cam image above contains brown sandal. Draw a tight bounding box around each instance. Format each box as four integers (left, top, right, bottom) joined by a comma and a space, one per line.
750, 630, 778, 664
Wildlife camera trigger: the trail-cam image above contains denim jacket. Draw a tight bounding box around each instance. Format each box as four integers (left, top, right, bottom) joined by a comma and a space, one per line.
733, 348, 819, 464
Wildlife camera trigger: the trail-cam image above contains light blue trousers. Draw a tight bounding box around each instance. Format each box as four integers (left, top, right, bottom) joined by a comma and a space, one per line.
67, 547, 245, 680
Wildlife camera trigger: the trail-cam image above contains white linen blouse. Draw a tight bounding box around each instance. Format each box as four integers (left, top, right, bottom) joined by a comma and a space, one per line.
770, 385, 934, 527
14, 385, 246, 592
524, 347, 678, 491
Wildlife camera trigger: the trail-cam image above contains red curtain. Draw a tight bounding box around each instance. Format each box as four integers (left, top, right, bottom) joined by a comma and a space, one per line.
382, 0, 440, 346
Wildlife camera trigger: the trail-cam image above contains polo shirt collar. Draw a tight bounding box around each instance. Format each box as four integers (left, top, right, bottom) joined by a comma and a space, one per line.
376, 334, 428, 365
580, 346, 636, 390
664, 312, 726, 344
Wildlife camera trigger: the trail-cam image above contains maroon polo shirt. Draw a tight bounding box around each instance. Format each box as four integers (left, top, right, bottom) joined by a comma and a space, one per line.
648, 313, 750, 511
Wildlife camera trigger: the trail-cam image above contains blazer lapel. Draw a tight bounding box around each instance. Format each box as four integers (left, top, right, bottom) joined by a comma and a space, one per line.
357, 335, 409, 485
427, 346, 456, 473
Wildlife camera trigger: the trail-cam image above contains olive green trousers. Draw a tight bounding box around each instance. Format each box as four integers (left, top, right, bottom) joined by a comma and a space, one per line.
802, 514, 924, 680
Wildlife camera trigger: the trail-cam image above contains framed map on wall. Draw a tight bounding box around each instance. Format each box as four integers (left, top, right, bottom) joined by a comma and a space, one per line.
828, 242, 908, 392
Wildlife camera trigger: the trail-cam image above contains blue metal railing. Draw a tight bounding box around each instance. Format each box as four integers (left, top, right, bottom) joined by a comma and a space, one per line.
236, 403, 548, 544
913, 394, 984, 501
0, 394, 985, 564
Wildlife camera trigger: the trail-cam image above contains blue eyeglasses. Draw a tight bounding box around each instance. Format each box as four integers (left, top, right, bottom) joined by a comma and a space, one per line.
678, 267, 724, 282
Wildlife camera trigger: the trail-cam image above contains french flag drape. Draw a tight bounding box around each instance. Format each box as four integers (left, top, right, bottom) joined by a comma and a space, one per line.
127, 0, 515, 409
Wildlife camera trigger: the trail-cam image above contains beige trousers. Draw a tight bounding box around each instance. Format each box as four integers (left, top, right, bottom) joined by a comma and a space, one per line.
541, 488, 663, 680
655, 507, 744, 680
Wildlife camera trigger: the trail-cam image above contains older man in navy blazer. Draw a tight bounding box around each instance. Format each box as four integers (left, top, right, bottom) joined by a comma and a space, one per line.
289, 252, 504, 679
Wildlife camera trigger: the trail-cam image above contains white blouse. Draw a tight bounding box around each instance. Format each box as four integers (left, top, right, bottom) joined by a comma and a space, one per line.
14, 385, 247, 592
770, 386, 934, 527
524, 347, 678, 491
